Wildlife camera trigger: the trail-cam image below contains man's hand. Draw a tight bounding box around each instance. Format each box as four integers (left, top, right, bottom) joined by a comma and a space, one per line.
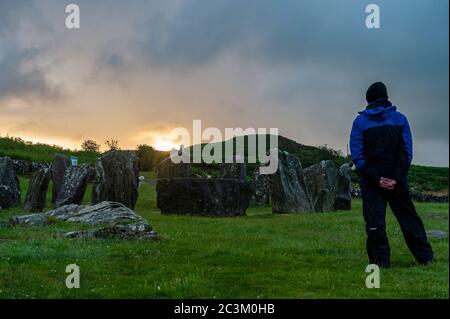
379, 177, 397, 190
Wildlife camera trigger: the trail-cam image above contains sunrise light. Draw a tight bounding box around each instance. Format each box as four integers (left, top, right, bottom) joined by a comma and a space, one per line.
152, 137, 179, 151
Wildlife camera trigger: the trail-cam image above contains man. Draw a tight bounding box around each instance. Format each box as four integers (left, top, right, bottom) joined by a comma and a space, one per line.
350, 82, 434, 268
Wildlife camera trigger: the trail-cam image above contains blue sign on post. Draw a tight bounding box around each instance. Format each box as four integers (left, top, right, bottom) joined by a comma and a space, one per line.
71, 156, 78, 166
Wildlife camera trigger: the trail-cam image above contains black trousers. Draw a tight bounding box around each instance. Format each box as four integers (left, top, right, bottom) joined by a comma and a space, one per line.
360, 180, 434, 265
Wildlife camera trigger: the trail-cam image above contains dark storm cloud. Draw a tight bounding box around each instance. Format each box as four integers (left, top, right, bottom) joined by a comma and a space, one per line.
0, 45, 60, 101
139, 0, 447, 71
0, 0, 29, 34
0, 0, 448, 165
0, 1, 61, 101
136, 0, 448, 164
138, 0, 316, 66
136, 0, 447, 102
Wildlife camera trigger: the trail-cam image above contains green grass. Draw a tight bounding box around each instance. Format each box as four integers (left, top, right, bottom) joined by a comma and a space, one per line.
0, 176, 448, 298
139, 171, 157, 180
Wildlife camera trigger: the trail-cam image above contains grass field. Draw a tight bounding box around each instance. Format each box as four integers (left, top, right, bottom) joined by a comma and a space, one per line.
0, 176, 448, 299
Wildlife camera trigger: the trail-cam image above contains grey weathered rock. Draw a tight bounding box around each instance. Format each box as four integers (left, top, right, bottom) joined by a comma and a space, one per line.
219, 156, 246, 180
10, 213, 49, 226
428, 214, 448, 220
157, 156, 191, 178
304, 160, 338, 212
24, 168, 51, 212
92, 151, 139, 209
46, 201, 145, 225
334, 163, 352, 211
52, 154, 70, 203
156, 178, 252, 216
63, 222, 158, 240
426, 229, 448, 240
5, 201, 157, 239
250, 167, 270, 207
55, 164, 91, 207
270, 150, 314, 213
0, 157, 21, 209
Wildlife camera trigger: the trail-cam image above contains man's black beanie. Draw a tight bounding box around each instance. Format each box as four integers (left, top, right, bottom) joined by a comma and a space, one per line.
366, 82, 388, 103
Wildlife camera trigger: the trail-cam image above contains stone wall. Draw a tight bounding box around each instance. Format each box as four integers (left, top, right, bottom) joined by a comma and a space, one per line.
351, 187, 448, 203
12, 159, 51, 175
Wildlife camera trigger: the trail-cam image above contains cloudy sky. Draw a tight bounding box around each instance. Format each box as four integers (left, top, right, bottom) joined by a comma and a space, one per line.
0, 0, 448, 166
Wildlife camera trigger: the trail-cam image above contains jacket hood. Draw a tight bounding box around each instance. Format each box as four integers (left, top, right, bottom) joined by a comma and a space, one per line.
358, 105, 397, 121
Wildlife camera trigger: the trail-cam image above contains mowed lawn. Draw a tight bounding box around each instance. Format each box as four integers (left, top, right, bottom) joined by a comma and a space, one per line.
0, 175, 448, 298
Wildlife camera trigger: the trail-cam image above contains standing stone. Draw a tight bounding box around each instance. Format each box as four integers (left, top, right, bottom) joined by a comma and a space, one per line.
52, 154, 70, 203
335, 163, 352, 210
304, 160, 338, 212
56, 164, 91, 207
158, 156, 191, 178
156, 178, 252, 216
219, 155, 246, 180
92, 150, 139, 209
250, 166, 270, 207
270, 150, 314, 213
24, 168, 51, 212
0, 157, 21, 209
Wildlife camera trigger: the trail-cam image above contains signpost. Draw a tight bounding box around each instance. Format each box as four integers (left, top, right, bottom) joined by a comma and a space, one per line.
71, 156, 78, 166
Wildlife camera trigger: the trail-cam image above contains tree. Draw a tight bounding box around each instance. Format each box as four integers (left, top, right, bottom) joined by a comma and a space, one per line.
136, 144, 157, 171
105, 139, 120, 151
81, 139, 100, 152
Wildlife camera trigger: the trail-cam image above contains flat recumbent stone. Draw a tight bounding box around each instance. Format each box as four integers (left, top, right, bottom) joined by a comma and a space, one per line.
156, 178, 252, 217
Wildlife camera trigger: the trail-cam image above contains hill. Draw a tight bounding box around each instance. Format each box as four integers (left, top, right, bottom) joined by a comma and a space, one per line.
1, 134, 447, 194
186, 134, 347, 168
187, 134, 448, 194
0, 136, 99, 164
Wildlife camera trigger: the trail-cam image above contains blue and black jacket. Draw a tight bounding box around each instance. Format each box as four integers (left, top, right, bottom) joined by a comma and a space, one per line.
350, 102, 412, 186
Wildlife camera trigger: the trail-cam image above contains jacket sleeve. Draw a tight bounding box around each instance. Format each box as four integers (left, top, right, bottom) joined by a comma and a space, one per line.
402, 116, 413, 163
350, 117, 366, 170
350, 116, 380, 185
393, 115, 413, 182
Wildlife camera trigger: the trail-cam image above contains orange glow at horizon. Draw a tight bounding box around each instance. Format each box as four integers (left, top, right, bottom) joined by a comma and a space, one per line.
11, 135, 81, 151
152, 137, 179, 152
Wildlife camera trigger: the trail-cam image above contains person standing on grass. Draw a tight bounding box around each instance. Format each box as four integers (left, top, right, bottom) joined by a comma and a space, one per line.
350, 82, 434, 268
